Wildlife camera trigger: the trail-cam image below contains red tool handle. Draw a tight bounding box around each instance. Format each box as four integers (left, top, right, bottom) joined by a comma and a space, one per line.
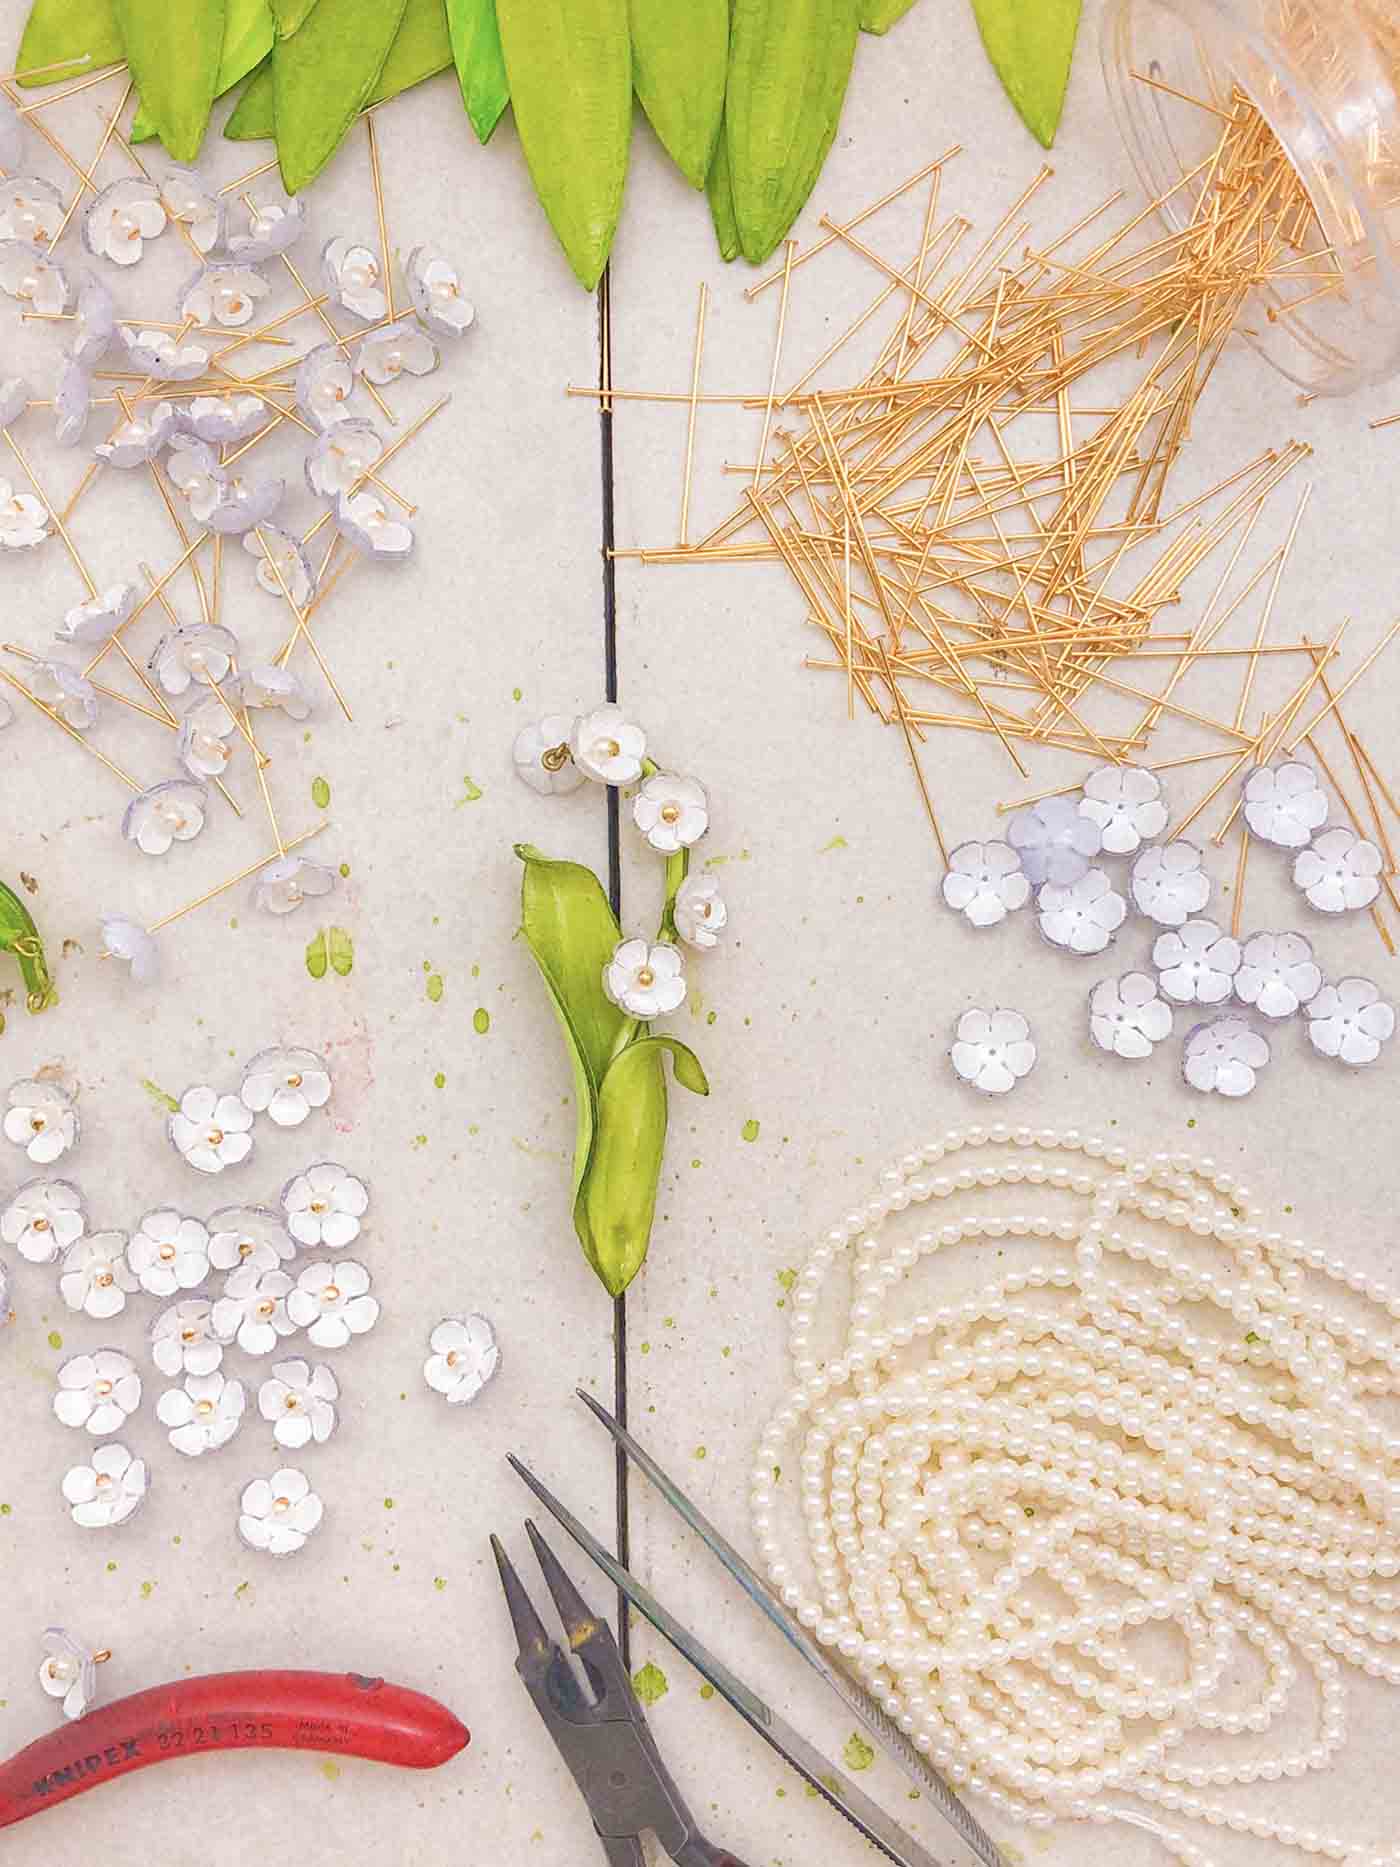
0, 1670, 468, 1830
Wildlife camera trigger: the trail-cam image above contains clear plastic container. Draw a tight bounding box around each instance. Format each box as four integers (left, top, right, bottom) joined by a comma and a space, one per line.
1102, 0, 1400, 394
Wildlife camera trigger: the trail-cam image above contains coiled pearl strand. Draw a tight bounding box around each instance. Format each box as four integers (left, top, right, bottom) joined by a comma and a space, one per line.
751, 1127, 1400, 1867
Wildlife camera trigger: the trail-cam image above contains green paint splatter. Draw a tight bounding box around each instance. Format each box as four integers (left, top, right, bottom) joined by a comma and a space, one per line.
640, 1341, 651, 1355
1245, 1331, 1261, 1344
311, 776, 331, 809
454, 776, 483, 807
699, 1683, 715, 1700
0, 1503, 10, 1516
471, 962, 480, 978
339, 861, 350, 878
106, 1561, 117, 1573
694, 1446, 707, 1460
47, 1330, 62, 1350
328, 926, 354, 977
426, 973, 444, 1003
631, 1662, 668, 1707
434, 1576, 447, 1591
742, 1118, 760, 1143
706, 1010, 716, 1025
843, 1732, 875, 1772
777, 1268, 797, 1293
512, 686, 523, 702
820, 834, 848, 852
690, 1157, 701, 1169
473, 1007, 490, 1034
433, 1072, 446, 1089
140, 1078, 179, 1113
319, 1759, 341, 1782
140, 1580, 155, 1600
384, 1497, 395, 1510
305, 930, 328, 979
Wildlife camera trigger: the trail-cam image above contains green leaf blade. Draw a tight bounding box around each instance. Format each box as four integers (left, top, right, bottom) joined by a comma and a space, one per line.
272, 0, 408, 192
705, 117, 740, 260
269, 0, 318, 31
970, 0, 1081, 148
224, 54, 274, 137
15, 0, 124, 89
630, 1033, 710, 1096
515, 844, 628, 1089
579, 1038, 669, 1296
113, 0, 227, 160
370, 0, 453, 104
629, 0, 727, 190
446, 0, 509, 145
859, 0, 918, 30
133, 0, 273, 142
0, 881, 56, 1013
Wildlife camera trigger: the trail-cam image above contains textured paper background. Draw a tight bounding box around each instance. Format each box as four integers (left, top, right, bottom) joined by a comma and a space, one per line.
2, 3, 1399, 1862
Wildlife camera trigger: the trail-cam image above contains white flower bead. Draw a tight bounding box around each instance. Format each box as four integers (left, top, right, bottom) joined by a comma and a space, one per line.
950, 1008, 1036, 1095
242, 525, 317, 604
0, 175, 62, 243
281, 1162, 368, 1249
1242, 759, 1328, 848
1294, 826, 1383, 913
633, 773, 708, 853
1152, 918, 1240, 1004
424, 1314, 500, 1404
1182, 1016, 1270, 1097
1078, 764, 1168, 854
0, 239, 69, 313
168, 1085, 254, 1174
164, 436, 226, 523
62, 1444, 148, 1529
150, 622, 238, 696
673, 873, 727, 948
286, 1259, 379, 1349
334, 488, 414, 559
322, 236, 387, 320
28, 660, 97, 729
122, 327, 213, 382
1234, 930, 1322, 1019
1306, 977, 1397, 1066
157, 1369, 246, 1456
54, 1349, 141, 1435
212, 1265, 296, 1356
123, 779, 209, 857
228, 193, 304, 262
305, 419, 383, 499
128, 1208, 212, 1296
1, 1177, 85, 1262
159, 168, 225, 254
570, 704, 646, 784
258, 1357, 338, 1449
82, 178, 165, 265
53, 355, 91, 446
354, 317, 438, 385
233, 663, 313, 720
207, 474, 284, 538
179, 262, 269, 328
0, 476, 49, 549
1130, 840, 1212, 926
253, 854, 338, 916
38, 1628, 100, 1721
4, 1079, 79, 1164
295, 343, 356, 430
98, 914, 160, 984
513, 713, 587, 796
178, 698, 238, 780
150, 1297, 224, 1378
59, 1230, 137, 1318
56, 583, 138, 649
94, 399, 176, 466
405, 246, 475, 337
1037, 869, 1126, 955
603, 938, 686, 1017
1007, 795, 1102, 885
181, 393, 266, 445
239, 1468, 323, 1556
940, 840, 1030, 928
1088, 972, 1173, 1059
208, 1204, 296, 1274
240, 1046, 331, 1128
0, 374, 29, 427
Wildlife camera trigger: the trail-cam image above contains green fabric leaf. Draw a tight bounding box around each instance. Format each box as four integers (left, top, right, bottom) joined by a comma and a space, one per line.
0, 881, 57, 1014
224, 51, 274, 136
304, 928, 328, 978
706, 124, 740, 260
269, 0, 318, 31
113, 0, 227, 160
328, 925, 354, 975
372, 0, 453, 102
859, 0, 918, 29
970, 0, 1081, 147
629, 0, 727, 190
578, 1037, 668, 1296
132, 0, 273, 142
628, 1033, 710, 1096
14, 0, 123, 89
273, 0, 408, 192
446, 0, 509, 145
515, 844, 628, 1088
495, 0, 632, 290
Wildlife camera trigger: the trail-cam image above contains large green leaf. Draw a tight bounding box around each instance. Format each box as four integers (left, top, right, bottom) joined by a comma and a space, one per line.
373, 0, 453, 100
970, 0, 1081, 147
273, 0, 408, 192
577, 1038, 669, 1296
113, 0, 226, 160
14, 0, 123, 88
629, 0, 727, 190
224, 51, 274, 136
446, 0, 509, 145
706, 124, 740, 260
516, 844, 628, 1088
269, 0, 318, 31
495, 0, 632, 290
0, 881, 57, 1016
132, 0, 273, 141
860, 0, 918, 29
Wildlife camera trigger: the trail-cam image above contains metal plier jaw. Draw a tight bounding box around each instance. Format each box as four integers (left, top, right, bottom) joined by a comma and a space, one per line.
492, 1524, 748, 1867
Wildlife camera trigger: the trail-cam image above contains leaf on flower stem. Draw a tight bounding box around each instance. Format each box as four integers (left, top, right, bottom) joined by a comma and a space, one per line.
227, 0, 451, 140
969, 0, 1081, 148
269, 0, 317, 31
706, 117, 741, 262
629, 0, 728, 190
304, 928, 328, 979
15, 0, 125, 90
328, 925, 354, 976
577, 1037, 668, 1297
630, 1034, 710, 1096
224, 51, 274, 137
273, 0, 408, 193
113, 0, 227, 161
132, 0, 273, 143
859, 0, 918, 30
516, 845, 628, 1088
0, 880, 57, 1013
446, 0, 510, 146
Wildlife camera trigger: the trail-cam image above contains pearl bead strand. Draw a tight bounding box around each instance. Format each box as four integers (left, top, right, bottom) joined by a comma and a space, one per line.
752, 1127, 1400, 1865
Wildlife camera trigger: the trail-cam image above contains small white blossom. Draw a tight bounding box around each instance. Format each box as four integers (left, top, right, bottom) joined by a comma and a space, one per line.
98, 913, 160, 984
1, 1178, 85, 1262
1242, 760, 1328, 848
234, 663, 313, 720
673, 873, 727, 948
0, 97, 20, 170
54, 1348, 141, 1434
258, 1357, 338, 1448
56, 583, 138, 649
241, 1046, 331, 1128
334, 488, 413, 558
150, 1297, 223, 1378
29, 659, 97, 729
169, 1085, 253, 1174
1306, 977, 1397, 1067
513, 713, 586, 796
208, 1204, 296, 1274
0, 239, 69, 312
1234, 930, 1322, 1019
253, 853, 337, 916
0, 175, 62, 243
940, 840, 1029, 928
38, 1628, 101, 1721
72, 273, 117, 364
181, 393, 267, 444
633, 773, 708, 853
0, 477, 49, 549
229, 193, 305, 262
423, 1314, 499, 1404
1079, 765, 1168, 854
322, 236, 386, 320
295, 343, 356, 430
94, 400, 176, 466
571, 704, 646, 784
178, 697, 237, 780
123, 778, 208, 856
1153, 919, 1240, 1004
1008, 795, 1102, 886
405, 246, 475, 337
159, 167, 224, 254
1037, 869, 1126, 955
4, 1078, 79, 1164
53, 355, 91, 446
1088, 972, 1173, 1059
83, 178, 165, 265
281, 1161, 368, 1249
128, 1208, 212, 1296
59, 1230, 137, 1318
208, 473, 284, 538
287, 1258, 379, 1348
243, 524, 317, 603
122, 327, 212, 381
1130, 840, 1212, 926
150, 622, 238, 696
212, 1264, 295, 1355
354, 317, 438, 385
950, 1007, 1036, 1095
1183, 1016, 1270, 1098
305, 419, 383, 498
0, 375, 28, 427
179, 261, 268, 328
604, 937, 686, 1017
157, 1369, 246, 1456
1294, 827, 1383, 914
165, 435, 224, 519
62, 1444, 148, 1528
239, 1468, 323, 1556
